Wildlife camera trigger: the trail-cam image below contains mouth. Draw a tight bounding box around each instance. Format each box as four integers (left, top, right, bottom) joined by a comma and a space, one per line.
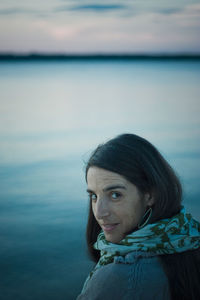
101, 223, 119, 232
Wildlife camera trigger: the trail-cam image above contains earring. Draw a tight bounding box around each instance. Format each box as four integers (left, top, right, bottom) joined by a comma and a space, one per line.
138, 207, 152, 229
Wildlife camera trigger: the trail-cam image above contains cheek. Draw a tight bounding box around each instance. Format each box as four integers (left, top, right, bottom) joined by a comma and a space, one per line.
120, 200, 144, 225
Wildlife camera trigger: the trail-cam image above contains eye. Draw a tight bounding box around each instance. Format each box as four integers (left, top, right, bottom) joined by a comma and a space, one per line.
88, 193, 97, 202
110, 191, 121, 200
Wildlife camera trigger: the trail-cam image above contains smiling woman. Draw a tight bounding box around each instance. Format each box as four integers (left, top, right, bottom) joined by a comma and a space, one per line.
77, 133, 200, 300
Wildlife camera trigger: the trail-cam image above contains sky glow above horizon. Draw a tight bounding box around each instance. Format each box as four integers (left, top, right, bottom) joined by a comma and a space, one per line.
0, 0, 200, 54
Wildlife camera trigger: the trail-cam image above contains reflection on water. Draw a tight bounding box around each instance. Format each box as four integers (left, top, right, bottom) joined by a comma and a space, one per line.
0, 59, 200, 299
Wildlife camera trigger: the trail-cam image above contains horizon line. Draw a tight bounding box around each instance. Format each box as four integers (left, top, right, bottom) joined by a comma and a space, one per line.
0, 52, 200, 61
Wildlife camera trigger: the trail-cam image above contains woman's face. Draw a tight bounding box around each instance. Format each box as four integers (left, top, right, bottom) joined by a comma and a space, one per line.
87, 167, 153, 244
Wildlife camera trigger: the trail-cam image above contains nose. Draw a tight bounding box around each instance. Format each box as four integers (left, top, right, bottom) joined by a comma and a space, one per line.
95, 197, 110, 219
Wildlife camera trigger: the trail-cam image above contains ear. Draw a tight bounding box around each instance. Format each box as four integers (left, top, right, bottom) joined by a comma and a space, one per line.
144, 192, 154, 207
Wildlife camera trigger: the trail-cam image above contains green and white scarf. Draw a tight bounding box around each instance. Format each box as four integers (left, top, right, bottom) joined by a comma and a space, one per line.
82, 207, 200, 292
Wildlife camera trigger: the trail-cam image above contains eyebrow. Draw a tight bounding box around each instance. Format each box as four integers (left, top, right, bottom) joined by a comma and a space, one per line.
87, 184, 126, 193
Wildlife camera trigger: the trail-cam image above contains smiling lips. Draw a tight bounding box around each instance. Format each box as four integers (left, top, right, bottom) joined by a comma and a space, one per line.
101, 223, 119, 232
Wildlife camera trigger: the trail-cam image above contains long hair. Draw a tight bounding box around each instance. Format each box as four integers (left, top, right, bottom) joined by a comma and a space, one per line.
84, 133, 200, 299
160, 249, 200, 299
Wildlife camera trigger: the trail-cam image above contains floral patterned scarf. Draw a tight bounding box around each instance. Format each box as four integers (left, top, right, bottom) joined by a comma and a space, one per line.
82, 207, 200, 292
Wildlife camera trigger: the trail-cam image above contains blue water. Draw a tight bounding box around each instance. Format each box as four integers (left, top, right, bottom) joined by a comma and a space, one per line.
0, 59, 200, 299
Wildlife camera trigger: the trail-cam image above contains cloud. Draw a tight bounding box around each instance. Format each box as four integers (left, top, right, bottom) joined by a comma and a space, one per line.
153, 3, 200, 28
0, 7, 37, 15
33, 20, 81, 40
56, 4, 127, 13
158, 7, 183, 15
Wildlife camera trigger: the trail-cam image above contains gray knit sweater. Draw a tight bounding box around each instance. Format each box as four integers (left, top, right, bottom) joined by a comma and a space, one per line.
77, 251, 170, 300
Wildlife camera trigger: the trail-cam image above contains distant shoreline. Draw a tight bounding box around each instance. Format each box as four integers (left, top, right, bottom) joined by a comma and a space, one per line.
0, 53, 200, 61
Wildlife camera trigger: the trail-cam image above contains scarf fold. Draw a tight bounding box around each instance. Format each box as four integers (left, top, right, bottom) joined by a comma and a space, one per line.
82, 207, 200, 293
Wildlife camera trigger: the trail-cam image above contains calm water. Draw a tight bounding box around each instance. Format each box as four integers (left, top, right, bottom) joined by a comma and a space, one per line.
0, 59, 200, 299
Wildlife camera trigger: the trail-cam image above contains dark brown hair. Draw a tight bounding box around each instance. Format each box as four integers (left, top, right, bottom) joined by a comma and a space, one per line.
84, 133, 200, 299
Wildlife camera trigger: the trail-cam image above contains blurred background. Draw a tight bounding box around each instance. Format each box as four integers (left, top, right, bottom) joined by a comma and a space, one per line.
0, 1, 200, 299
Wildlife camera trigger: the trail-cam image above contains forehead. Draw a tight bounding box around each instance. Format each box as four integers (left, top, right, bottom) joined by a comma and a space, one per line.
87, 167, 126, 188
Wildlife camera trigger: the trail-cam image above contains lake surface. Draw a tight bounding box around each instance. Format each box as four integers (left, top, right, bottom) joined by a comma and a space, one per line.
0, 58, 200, 299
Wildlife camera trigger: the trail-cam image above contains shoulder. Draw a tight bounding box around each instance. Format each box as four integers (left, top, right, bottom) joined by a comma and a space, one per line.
124, 252, 170, 299
77, 252, 170, 300
77, 261, 130, 300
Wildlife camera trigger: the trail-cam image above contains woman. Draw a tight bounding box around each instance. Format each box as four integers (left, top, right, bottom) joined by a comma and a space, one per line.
77, 133, 200, 300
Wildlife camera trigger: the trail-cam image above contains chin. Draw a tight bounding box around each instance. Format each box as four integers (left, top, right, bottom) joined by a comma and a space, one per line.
105, 233, 123, 244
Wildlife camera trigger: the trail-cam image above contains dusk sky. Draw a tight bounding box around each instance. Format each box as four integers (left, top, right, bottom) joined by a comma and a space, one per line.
0, 0, 200, 53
